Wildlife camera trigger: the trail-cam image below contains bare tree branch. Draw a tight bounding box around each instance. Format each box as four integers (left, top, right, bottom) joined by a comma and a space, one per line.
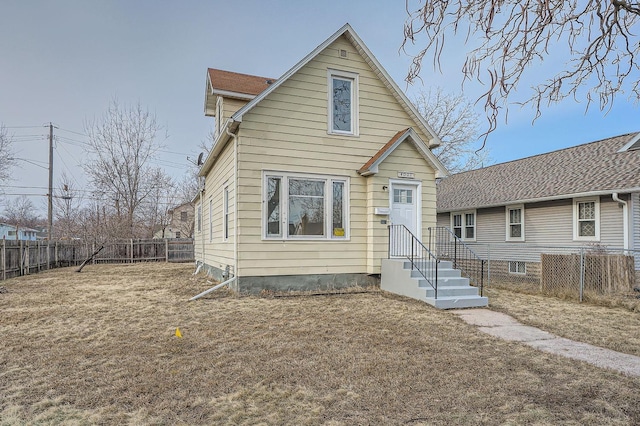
414, 88, 491, 172
403, 0, 640, 135
0, 125, 15, 184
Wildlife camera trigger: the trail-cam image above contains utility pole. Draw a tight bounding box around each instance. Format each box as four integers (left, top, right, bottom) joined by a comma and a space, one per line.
47, 122, 54, 240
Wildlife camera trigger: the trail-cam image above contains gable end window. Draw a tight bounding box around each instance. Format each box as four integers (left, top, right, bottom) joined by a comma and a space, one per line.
573, 197, 600, 241
327, 69, 359, 136
451, 211, 476, 241
506, 205, 525, 241
264, 171, 349, 240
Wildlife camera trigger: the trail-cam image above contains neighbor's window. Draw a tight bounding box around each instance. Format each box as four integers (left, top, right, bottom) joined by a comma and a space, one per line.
508, 261, 526, 274
328, 69, 359, 136
180, 211, 188, 222
175, 231, 181, 239
506, 205, 524, 241
264, 172, 348, 240
451, 211, 476, 241
573, 198, 599, 241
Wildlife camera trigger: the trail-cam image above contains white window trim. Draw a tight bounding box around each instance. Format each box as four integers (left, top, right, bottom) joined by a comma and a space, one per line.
327, 69, 359, 136
573, 197, 600, 241
505, 204, 525, 242
196, 202, 202, 233
215, 97, 224, 139
451, 210, 476, 242
508, 261, 526, 275
262, 170, 350, 241
223, 185, 230, 242
208, 198, 213, 243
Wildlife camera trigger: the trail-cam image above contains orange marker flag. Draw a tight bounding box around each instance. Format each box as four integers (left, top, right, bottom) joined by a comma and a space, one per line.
175, 328, 182, 338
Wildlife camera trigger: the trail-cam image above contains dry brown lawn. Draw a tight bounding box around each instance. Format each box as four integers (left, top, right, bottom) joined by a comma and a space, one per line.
1, 263, 639, 425
487, 287, 640, 357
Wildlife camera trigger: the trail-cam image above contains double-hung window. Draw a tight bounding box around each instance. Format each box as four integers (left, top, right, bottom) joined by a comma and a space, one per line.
506, 205, 524, 241
264, 172, 348, 240
328, 69, 359, 136
573, 198, 599, 241
451, 211, 476, 241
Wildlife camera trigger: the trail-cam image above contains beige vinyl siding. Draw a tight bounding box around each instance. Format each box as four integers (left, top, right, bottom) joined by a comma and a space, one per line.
373, 142, 436, 273
197, 139, 236, 273
633, 193, 640, 251
223, 98, 248, 121
234, 35, 435, 277
476, 207, 504, 243
599, 196, 624, 247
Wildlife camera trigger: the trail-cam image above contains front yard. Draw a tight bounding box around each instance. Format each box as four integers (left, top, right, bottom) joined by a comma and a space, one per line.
1, 263, 638, 424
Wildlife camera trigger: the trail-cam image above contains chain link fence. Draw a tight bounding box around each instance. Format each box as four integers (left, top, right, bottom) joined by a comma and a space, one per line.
462, 243, 640, 304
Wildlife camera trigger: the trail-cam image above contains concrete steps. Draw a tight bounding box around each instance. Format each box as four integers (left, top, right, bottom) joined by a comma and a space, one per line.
381, 258, 488, 309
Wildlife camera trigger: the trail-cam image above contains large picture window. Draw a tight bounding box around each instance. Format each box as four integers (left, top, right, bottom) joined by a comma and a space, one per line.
328, 69, 359, 136
264, 172, 348, 240
573, 197, 600, 241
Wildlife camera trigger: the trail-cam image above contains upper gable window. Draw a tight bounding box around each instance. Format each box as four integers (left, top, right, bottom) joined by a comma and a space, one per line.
328, 69, 359, 136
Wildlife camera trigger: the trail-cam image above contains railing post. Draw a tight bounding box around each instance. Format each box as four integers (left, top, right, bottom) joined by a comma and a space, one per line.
454, 238, 458, 269
1, 238, 5, 281
480, 260, 485, 297
388, 225, 391, 259
428, 227, 432, 253
434, 260, 438, 299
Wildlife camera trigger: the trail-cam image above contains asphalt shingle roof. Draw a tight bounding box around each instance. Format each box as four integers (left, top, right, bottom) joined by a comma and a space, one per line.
208, 68, 275, 97
437, 132, 640, 212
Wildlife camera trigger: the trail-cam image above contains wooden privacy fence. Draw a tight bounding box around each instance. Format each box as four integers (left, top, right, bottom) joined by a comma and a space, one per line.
0, 238, 194, 281
541, 253, 635, 298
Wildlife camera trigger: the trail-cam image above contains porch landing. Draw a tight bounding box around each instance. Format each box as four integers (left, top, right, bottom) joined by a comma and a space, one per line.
381, 258, 488, 309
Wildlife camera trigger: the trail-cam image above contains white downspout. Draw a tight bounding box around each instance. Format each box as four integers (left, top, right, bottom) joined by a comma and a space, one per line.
612, 193, 629, 250
225, 125, 238, 284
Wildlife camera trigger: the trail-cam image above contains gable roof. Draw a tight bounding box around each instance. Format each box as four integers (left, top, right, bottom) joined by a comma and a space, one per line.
200, 23, 444, 176
437, 132, 640, 212
207, 68, 276, 99
358, 128, 448, 178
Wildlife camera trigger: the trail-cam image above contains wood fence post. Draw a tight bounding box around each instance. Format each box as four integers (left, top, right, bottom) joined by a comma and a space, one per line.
23, 240, 28, 276
92, 242, 96, 264
130, 239, 134, 263
37, 240, 41, 272
55, 241, 58, 266
47, 240, 50, 270
165, 239, 169, 263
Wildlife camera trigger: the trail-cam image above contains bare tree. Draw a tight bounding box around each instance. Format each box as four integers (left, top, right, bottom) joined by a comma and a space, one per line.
414, 88, 490, 172
403, 1, 640, 136
140, 168, 175, 238
3, 195, 40, 229
84, 100, 168, 239
0, 125, 14, 183
53, 171, 83, 239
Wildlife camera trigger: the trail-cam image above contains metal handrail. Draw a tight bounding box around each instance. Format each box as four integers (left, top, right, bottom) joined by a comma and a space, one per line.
428, 227, 485, 296
388, 224, 440, 299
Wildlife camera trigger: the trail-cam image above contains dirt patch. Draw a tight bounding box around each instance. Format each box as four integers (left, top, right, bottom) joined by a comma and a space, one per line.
1, 264, 639, 424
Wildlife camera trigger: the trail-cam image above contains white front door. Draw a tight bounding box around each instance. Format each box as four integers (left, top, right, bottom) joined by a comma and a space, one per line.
390, 183, 418, 235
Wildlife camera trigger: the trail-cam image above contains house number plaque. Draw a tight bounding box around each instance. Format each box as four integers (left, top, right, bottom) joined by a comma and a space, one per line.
397, 171, 415, 179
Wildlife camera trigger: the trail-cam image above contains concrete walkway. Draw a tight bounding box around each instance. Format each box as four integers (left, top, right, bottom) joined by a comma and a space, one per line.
451, 309, 640, 377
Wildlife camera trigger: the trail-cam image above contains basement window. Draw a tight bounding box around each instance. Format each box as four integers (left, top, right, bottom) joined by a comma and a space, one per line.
508, 261, 526, 275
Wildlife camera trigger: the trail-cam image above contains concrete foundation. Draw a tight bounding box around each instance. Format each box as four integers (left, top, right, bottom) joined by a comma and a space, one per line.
195, 261, 380, 294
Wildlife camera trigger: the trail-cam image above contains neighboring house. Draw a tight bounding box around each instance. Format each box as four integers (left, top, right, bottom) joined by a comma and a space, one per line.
154, 202, 195, 239
0, 223, 38, 241
436, 132, 640, 279
195, 23, 451, 293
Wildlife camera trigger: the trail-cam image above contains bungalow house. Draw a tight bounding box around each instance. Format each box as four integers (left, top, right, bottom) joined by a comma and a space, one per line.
194, 23, 487, 304
436, 132, 640, 283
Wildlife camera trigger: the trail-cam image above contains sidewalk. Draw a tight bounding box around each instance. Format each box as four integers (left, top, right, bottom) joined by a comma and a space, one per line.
451, 309, 640, 377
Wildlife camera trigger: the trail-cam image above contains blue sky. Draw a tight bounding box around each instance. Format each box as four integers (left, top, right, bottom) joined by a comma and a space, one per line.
1, 1, 638, 215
